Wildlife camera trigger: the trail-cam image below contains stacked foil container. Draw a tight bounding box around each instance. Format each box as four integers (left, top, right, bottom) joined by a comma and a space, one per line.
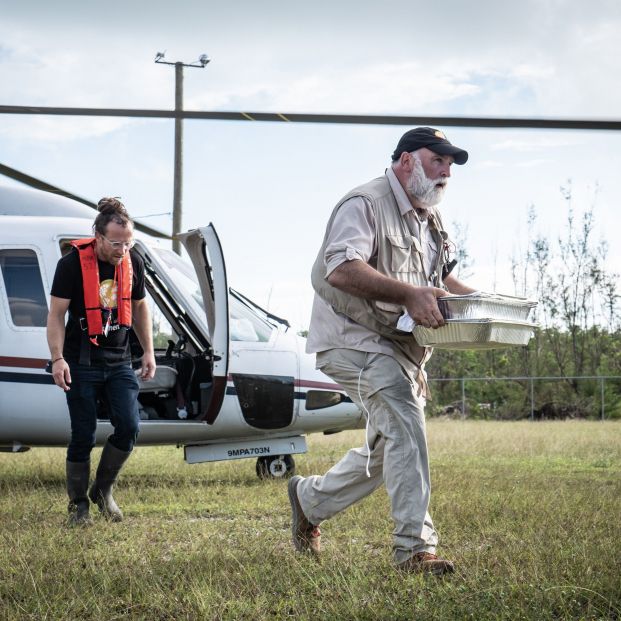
413, 293, 538, 349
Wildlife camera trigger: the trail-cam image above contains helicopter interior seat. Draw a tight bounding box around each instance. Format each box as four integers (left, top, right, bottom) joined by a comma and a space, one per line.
136, 365, 177, 392
133, 351, 203, 420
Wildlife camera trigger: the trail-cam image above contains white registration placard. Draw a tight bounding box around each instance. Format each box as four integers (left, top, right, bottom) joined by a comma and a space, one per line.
184, 436, 307, 464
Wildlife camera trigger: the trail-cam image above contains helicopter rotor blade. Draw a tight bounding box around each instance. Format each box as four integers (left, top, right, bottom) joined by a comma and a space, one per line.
2, 103, 619, 241
0, 104, 620, 131
0, 162, 171, 239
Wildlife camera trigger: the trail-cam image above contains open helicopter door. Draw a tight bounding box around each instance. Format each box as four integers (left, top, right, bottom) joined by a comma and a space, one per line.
176, 224, 230, 425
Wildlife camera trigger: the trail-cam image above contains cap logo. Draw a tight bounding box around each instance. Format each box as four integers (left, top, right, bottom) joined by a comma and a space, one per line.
434, 130, 446, 139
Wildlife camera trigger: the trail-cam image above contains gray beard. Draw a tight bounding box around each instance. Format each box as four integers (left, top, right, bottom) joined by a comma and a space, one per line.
407, 158, 446, 207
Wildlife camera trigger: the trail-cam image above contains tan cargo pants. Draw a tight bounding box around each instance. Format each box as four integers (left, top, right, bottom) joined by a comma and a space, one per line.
297, 348, 438, 563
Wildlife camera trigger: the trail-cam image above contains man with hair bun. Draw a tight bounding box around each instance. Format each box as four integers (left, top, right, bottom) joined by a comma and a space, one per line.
47, 197, 156, 525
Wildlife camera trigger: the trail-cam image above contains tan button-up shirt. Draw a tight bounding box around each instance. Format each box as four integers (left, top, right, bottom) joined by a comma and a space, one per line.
306, 167, 440, 366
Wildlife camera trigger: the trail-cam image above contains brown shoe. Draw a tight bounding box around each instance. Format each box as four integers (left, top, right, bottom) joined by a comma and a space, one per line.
288, 475, 321, 555
397, 552, 455, 576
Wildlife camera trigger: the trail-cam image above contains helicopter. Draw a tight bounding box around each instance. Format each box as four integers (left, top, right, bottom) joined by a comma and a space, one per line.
0, 184, 363, 478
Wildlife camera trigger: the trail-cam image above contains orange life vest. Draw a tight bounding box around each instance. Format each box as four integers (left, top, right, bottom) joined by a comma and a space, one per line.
70, 238, 133, 338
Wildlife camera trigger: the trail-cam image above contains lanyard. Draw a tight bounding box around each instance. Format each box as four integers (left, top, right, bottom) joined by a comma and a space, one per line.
102, 265, 118, 337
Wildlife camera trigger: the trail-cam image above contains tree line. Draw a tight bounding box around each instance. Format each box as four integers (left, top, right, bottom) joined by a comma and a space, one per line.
426, 182, 621, 420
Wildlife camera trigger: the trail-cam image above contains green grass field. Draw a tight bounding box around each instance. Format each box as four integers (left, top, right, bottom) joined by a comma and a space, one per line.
1, 421, 619, 620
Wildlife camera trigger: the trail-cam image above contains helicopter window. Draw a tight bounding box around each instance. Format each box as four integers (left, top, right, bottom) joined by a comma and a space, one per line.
150, 248, 207, 320
150, 247, 274, 343
0, 249, 48, 327
305, 390, 346, 410
145, 289, 176, 350
230, 296, 273, 342
59, 239, 79, 256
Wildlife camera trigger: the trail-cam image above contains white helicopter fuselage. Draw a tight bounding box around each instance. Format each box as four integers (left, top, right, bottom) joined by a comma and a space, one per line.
0, 187, 362, 476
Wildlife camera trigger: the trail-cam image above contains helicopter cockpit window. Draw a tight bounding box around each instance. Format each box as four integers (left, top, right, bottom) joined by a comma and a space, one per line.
59, 239, 82, 256
0, 249, 48, 327
145, 289, 176, 350
150, 247, 275, 343
230, 296, 273, 342
150, 248, 207, 321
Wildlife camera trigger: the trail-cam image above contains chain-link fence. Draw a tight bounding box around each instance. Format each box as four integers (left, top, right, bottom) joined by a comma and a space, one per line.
427, 375, 621, 420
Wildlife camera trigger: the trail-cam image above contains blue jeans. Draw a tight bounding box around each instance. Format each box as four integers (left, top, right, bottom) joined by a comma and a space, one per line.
66, 363, 140, 463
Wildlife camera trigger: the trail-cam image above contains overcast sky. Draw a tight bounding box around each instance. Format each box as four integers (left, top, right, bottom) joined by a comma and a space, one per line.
1, 0, 620, 329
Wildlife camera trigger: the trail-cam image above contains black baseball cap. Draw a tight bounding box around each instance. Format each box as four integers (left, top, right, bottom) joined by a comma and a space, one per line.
391, 127, 468, 165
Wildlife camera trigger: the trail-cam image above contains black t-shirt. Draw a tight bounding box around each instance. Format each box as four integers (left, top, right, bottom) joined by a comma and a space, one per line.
51, 249, 146, 366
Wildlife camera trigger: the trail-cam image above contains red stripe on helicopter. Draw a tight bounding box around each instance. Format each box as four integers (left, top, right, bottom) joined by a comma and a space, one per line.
295, 379, 345, 391
0, 356, 48, 369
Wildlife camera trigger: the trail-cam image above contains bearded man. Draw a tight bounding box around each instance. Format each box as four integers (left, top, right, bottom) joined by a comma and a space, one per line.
288, 127, 476, 575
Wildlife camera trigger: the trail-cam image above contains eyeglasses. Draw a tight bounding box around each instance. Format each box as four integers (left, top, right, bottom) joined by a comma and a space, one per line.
101, 235, 136, 250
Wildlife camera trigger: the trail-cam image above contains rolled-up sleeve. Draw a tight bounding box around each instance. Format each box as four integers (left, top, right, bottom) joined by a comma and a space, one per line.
323, 196, 376, 277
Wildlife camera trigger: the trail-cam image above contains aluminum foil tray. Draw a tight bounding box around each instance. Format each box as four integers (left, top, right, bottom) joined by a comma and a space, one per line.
414, 319, 536, 349
437, 293, 537, 322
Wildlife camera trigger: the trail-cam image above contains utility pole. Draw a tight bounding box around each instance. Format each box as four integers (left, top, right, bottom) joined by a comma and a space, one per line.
155, 51, 210, 254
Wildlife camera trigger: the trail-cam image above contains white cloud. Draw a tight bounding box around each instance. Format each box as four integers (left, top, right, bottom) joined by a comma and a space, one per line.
475, 160, 503, 169
516, 158, 553, 168
511, 63, 555, 80
491, 137, 580, 152
3, 1, 621, 121
0, 32, 172, 109
0, 116, 134, 144
187, 60, 480, 114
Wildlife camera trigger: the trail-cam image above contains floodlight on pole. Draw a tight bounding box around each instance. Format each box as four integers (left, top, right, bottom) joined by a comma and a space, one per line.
155, 51, 210, 254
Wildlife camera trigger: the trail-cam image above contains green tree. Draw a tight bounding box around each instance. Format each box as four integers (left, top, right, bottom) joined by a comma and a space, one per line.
429, 182, 621, 418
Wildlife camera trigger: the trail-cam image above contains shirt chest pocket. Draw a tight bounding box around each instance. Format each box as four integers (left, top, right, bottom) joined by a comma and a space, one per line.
386, 234, 422, 273
427, 238, 439, 273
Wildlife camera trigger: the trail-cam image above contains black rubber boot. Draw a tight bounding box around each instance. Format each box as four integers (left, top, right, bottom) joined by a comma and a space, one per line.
66, 460, 91, 526
88, 442, 131, 522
